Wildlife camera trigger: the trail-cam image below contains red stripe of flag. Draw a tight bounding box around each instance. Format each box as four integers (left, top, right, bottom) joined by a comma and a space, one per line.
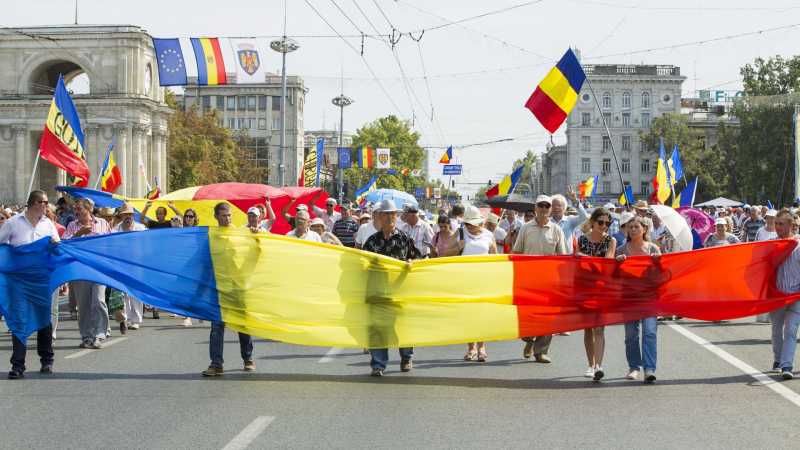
210, 38, 227, 85
524, 87, 567, 134
40, 128, 90, 187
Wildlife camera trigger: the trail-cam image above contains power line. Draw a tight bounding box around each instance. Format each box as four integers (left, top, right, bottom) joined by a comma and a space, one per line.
406, 1, 544, 33
568, 0, 800, 12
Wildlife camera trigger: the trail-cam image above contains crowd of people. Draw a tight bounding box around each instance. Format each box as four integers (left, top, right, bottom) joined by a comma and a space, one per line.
1, 188, 799, 383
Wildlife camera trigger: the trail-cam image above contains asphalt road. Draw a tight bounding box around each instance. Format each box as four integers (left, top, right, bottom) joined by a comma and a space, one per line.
1, 299, 799, 450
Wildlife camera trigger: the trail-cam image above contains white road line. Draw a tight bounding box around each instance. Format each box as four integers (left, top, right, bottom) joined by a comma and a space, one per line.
318, 347, 344, 363
64, 337, 129, 359
221, 416, 275, 450
667, 323, 800, 408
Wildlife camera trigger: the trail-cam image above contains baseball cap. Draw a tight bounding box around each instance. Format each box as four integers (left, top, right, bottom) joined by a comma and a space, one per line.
247, 207, 260, 215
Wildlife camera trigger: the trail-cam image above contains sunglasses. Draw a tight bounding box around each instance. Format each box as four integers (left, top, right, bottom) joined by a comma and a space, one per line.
184, 215, 196, 219
536, 203, 551, 208
595, 220, 612, 227
524, 214, 535, 218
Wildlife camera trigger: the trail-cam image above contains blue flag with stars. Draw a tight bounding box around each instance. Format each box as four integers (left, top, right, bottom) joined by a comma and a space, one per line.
337, 148, 351, 169
153, 39, 187, 86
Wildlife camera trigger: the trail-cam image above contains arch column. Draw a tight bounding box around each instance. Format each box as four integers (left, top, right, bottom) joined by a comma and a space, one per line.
131, 124, 149, 197
113, 124, 128, 197
152, 129, 167, 193
84, 124, 100, 188
13, 125, 28, 204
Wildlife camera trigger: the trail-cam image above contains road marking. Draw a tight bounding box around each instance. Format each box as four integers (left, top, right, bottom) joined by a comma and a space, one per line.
64, 337, 129, 359
221, 416, 275, 450
667, 323, 800, 408
318, 347, 344, 363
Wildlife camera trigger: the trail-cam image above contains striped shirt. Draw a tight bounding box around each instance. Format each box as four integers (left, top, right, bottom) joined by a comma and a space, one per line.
63, 215, 113, 238
399, 220, 435, 257
773, 237, 800, 293
332, 218, 359, 248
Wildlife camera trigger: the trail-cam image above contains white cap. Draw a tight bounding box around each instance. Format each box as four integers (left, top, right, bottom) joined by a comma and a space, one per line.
604, 203, 615, 210
535, 195, 552, 204
247, 206, 260, 215
765, 209, 778, 217
714, 218, 727, 226
325, 197, 337, 205
620, 212, 635, 226
295, 204, 308, 211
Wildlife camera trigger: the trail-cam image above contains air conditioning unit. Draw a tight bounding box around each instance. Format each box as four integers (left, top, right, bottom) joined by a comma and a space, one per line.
635, 119, 640, 123
602, 171, 609, 175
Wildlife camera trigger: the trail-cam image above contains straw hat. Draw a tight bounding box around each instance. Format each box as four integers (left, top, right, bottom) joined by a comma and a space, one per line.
462, 205, 485, 226
96, 207, 116, 218
117, 202, 135, 215
634, 200, 650, 210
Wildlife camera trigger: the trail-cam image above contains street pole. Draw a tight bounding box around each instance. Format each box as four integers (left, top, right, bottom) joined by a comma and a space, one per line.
332, 93, 353, 204
270, 37, 299, 187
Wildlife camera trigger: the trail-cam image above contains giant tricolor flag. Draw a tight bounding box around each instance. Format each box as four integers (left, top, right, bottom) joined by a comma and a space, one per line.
525, 49, 586, 133
358, 147, 373, 168
577, 174, 599, 200
39, 75, 90, 187
190, 38, 227, 86
100, 138, 122, 193
486, 166, 524, 199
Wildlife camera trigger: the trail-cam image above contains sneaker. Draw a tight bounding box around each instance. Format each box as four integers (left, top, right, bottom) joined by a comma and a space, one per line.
523, 342, 534, 359
202, 365, 224, 377
79, 340, 92, 348
626, 370, 639, 380
400, 359, 413, 372
129, 323, 139, 330
534, 354, 551, 363
91, 338, 102, 349
152, 310, 160, 319
370, 369, 383, 376
181, 318, 192, 327
120, 323, 127, 335
106, 328, 111, 337
69, 311, 77, 320
7, 371, 24, 379
644, 370, 656, 382
593, 366, 605, 381
559, 332, 571, 336
585, 367, 594, 378
244, 358, 255, 372
782, 370, 794, 380
363, 348, 371, 354
40, 364, 53, 374
770, 361, 781, 373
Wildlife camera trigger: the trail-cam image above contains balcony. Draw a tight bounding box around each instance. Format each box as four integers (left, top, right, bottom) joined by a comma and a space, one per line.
584, 65, 680, 76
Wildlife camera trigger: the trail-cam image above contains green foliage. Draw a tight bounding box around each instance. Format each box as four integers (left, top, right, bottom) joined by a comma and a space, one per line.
511, 150, 537, 196
165, 90, 268, 191
740, 56, 800, 95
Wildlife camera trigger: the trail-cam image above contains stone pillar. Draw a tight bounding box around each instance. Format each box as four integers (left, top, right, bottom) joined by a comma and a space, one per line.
152, 129, 167, 193
13, 125, 27, 204
84, 124, 100, 188
161, 129, 169, 194
113, 124, 128, 197
131, 124, 144, 198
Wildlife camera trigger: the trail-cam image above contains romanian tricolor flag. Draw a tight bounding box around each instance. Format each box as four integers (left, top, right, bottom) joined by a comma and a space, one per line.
577, 174, 598, 201
190, 38, 227, 86
439, 146, 452, 164
358, 147, 373, 168
354, 175, 377, 204
426, 188, 433, 198
672, 177, 697, 208
39, 75, 90, 187
400, 169, 410, 175
100, 138, 122, 193
486, 166, 524, 199
525, 48, 586, 133
145, 177, 161, 200
619, 186, 633, 205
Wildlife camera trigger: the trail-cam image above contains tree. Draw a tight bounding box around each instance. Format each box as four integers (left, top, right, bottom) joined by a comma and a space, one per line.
165, 90, 268, 191
719, 55, 800, 205
511, 150, 537, 196
639, 114, 728, 202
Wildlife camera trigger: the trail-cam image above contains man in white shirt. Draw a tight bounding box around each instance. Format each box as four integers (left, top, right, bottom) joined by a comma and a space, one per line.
499, 209, 524, 235
398, 204, 434, 257
242, 207, 269, 234
311, 194, 341, 232
0, 190, 60, 379
286, 210, 322, 242
355, 208, 382, 249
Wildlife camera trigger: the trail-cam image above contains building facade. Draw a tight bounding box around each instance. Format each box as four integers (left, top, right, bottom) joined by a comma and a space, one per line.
682, 97, 740, 150
182, 72, 308, 187
0, 25, 172, 204
559, 64, 685, 204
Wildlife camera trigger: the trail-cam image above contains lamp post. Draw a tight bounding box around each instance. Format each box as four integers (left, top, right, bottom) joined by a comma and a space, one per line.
332, 94, 353, 204
270, 37, 299, 187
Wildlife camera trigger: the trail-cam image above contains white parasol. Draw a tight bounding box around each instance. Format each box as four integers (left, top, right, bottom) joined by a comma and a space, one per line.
651, 205, 693, 252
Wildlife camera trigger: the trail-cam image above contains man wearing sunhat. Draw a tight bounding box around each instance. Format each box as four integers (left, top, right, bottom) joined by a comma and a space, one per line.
511, 195, 568, 363
633, 200, 654, 232
362, 199, 422, 376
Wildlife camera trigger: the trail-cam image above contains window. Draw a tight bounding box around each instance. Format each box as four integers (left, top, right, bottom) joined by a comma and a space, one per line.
602, 181, 611, 194
603, 112, 611, 124
247, 119, 255, 130
582, 158, 591, 173
238, 96, 246, 109
642, 113, 650, 127
602, 159, 611, 173
216, 96, 224, 110
622, 113, 631, 127
602, 136, 611, 151
640, 181, 650, 195
258, 96, 267, 109
237, 118, 246, 129
642, 92, 650, 109
202, 96, 211, 109
227, 118, 235, 129
581, 113, 591, 126
622, 135, 631, 150
258, 118, 267, 130
623, 181, 631, 193
227, 97, 235, 110
272, 96, 281, 110
622, 92, 631, 108
641, 159, 650, 172
622, 158, 630, 172
248, 96, 256, 109
640, 141, 647, 152
602, 92, 611, 109
581, 136, 590, 150
272, 118, 280, 130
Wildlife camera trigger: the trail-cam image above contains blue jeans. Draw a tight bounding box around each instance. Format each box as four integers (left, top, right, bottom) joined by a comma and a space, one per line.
770, 306, 787, 364
209, 322, 253, 368
370, 348, 414, 371
625, 318, 657, 372
780, 301, 800, 372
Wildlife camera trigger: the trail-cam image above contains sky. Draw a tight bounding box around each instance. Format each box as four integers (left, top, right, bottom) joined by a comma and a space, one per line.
4, 0, 800, 198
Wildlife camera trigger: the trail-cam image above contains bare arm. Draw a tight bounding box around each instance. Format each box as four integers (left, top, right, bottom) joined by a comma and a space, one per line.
603, 237, 617, 258
58, 191, 74, 210
444, 232, 465, 257
168, 202, 183, 222
139, 201, 152, 224
326, 232, 343, 246
265, 198, 276, 230
281, 199, 293, 223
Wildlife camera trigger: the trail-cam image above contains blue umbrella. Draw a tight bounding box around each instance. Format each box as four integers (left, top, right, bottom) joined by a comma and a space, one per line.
423, 210, 434, 220
364, 189, 419, 207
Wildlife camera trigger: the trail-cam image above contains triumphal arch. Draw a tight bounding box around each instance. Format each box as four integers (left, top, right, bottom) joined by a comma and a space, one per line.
0, 24, 172, 204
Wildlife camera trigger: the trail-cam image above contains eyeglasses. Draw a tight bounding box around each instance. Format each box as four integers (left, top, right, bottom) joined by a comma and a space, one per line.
595, 220, 612, 227
536, 203, 551, 209
184, 215, 196, 219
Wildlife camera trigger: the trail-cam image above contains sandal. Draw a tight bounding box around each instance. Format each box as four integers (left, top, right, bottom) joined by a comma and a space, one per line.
464, 352, 477, 361
477, 352, 488, 362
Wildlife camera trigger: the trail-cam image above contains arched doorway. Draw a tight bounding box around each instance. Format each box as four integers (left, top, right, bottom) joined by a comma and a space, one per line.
26, 59, 90, 95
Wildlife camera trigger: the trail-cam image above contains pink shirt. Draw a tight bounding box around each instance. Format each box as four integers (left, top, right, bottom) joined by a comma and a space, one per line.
431, 232, 452, 258
63, 215, 114, 238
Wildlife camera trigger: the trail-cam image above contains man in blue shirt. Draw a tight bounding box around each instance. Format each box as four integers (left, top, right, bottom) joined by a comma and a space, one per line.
550, 185, 588, 253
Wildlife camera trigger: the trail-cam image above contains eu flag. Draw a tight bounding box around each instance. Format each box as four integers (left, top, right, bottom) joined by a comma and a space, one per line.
415, 188, 423, 199
153, 39, 187, 86
337, 148, 351, 169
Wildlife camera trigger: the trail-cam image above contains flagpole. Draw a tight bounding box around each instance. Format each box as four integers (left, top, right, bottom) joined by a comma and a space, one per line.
585, 78, 629, 211
26, 150, 41, 200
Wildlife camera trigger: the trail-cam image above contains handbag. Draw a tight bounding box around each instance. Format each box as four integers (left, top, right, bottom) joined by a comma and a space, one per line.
593, 234, 610, 257
457, 227, 465, 256
107, 289, 125, 312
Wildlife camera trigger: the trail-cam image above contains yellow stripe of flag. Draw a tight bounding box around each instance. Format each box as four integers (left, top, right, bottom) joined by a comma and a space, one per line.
199, 38, 218, 85
537, 66, 579, 114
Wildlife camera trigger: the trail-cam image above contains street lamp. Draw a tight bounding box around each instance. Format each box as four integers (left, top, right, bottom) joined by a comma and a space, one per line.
332, 93, 353, 204
270, 37, 300, 187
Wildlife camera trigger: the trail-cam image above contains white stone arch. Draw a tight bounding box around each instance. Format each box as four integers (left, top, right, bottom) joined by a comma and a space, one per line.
17, 51, 93, 95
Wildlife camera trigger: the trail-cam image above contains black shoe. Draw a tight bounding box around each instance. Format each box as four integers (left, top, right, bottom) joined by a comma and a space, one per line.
120, 323, 127, 334
40, 365, 53, 374
8, 371, 24, 379
152, 311, 160, 319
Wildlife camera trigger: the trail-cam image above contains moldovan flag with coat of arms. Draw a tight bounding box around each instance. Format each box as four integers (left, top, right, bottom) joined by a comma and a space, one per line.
525, 48, 586, 133
190, 38, 227, 86
229, 38, 266, 84
39, 74, 90, 187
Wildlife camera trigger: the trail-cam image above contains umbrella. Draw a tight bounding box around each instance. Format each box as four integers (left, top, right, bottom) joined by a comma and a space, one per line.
651, 205, 693, 252
364, 189, 419, 207
675, 207, 714, 241
694, 197, 743, 207
484, 194, 536, 212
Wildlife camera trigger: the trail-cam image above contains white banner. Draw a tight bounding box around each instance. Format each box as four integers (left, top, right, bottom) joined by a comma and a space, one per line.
434, 188, 441, 199
229, 38, 267, 84
376, 148, 391, 169
411, 169, 422, 177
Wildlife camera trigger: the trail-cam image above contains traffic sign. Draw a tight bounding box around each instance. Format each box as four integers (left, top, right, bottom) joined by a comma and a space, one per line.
443, 165, 462, 175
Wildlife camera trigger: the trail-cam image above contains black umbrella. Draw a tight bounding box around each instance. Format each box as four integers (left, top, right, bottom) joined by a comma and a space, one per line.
484, 194, 537, 212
